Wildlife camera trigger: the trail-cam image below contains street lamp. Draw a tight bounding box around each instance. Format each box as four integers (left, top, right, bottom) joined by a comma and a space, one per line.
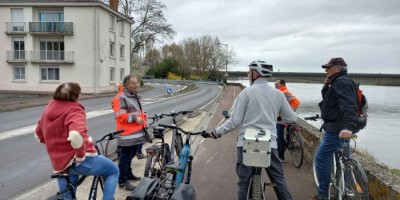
218, 43, 229, 77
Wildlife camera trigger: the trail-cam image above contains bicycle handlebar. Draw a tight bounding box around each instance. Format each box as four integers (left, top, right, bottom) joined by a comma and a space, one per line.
157, 124, 206, 135
95, 129, 124, 143
304, 114, 321, 121
148, 110, 193, 125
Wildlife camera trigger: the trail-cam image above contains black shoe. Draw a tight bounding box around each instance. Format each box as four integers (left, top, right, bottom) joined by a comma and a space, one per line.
136, 152, 146, 159
312, 194, 328, 200
128, 175, 141, 181
119, 182, 136, 191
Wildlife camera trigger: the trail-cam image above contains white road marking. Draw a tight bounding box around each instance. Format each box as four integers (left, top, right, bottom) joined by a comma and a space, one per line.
0, 84, 218, 141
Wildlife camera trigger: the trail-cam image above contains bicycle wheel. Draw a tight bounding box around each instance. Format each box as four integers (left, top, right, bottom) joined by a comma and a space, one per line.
288, 130, 304, 168
145, 153, 164, 178
175, 133, 183, 157
342, 160, 369, 200
248, 168, 264, 200
104, 139, 119, 161
312, 147, 320, 188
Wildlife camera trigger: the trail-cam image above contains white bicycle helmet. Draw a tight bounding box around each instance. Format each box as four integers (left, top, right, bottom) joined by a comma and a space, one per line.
249, 60, 273, 77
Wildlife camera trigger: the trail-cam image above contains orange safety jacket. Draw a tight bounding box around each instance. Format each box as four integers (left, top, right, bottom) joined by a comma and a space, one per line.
278, 86, 300, 110
111, 89, 147, 136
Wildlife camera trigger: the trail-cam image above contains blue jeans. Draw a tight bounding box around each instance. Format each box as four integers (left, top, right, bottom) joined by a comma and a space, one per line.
276, 123, 286, 160
118, 145, 138, 184
57, 155, 119, 200
315, 131, 343, 198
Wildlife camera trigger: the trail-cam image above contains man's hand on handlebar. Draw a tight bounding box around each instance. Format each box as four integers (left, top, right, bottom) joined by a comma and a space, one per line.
201, 129, 220, 139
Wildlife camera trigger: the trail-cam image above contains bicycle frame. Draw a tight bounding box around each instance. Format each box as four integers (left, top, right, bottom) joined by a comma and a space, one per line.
175, 133, 192, 186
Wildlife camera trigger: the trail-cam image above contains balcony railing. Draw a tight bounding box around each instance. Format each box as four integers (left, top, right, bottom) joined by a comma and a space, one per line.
29, 22, 73, 34
31, 50, 74, 63
5, 22, 27, 34
6, 50, 27, 62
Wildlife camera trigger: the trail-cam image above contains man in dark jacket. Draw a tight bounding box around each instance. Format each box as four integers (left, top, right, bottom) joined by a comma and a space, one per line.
314, 57, 359, 200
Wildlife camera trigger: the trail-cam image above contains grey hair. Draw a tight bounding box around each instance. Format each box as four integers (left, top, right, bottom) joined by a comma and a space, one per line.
339, 65, 348, 71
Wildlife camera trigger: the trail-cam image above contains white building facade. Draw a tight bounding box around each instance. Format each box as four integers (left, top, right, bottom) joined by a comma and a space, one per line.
0, 0, 133, 94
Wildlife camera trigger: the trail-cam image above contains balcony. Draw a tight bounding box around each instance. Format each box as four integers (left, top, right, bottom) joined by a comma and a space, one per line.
31, 50, 74, 64
5, 22, 27, 35
29, 22, 73, 35
6, 50, 28, 63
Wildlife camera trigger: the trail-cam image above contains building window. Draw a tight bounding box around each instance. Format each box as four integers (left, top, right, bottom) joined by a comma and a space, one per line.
39, 10, 64, 32
110, 41, 115, 57
110, 67, 115, 82
110, 15, 115, 31
41, 66, 59, 81
12, 37, 25, 60
119, 21, 124, 34
13, 65, 25, 80
40, 40, 64, 60
11, 8, 24, 32
120, 68, 125, 81
120, 45, 124, 59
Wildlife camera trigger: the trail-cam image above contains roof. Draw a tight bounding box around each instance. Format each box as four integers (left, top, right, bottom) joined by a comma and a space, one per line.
0, 0, 134, 24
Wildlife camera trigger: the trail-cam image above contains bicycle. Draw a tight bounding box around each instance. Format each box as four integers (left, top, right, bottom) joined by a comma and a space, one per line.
143, 114, 172, 179
305, 114, 369, 199
283, 122, 304, 168
46, 129, 123, 200
143, 111, 193, 180
147, 124, 206, 199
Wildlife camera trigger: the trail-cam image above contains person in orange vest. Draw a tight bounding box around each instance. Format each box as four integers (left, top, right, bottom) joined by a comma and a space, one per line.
275, 79, 300, 162
116, 82, 146, 160
111, 75, 147, 191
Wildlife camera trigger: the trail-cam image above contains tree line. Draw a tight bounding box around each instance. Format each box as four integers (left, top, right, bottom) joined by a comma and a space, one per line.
103, 0, 237, 80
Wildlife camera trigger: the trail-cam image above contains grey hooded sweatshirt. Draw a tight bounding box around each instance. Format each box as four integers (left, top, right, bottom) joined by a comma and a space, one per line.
214, 77, 297, 148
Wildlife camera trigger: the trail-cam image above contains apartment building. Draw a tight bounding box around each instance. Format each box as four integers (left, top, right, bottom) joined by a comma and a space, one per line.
0, 0, 133, 94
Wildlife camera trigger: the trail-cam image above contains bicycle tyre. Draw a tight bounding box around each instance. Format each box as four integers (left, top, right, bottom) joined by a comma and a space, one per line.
312, 146, 320, 188
288, 130, 304, 168
342, 160, 369, 200
104, 139, 119, 161
144, 153, 154, 177
248, 168, 264, 200
175, 134, 183, 157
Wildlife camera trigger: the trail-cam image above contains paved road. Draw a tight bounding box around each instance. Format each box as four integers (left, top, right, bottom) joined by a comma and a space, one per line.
9, 85, 317, 200
191, 85, 317, 200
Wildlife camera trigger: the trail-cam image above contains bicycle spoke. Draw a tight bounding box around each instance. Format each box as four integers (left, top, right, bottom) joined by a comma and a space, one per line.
342, 160, 368, 200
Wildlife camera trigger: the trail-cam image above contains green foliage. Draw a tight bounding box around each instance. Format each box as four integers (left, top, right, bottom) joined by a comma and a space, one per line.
140, 79, 144, 86
146, 58, 180, 79
392, 168, 400, 177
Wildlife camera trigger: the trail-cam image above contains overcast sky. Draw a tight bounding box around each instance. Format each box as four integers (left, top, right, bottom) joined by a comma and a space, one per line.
162, 0, 400, 74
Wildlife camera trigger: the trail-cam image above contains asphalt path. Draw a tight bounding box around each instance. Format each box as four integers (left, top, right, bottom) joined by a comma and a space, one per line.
0, 81, 221, 200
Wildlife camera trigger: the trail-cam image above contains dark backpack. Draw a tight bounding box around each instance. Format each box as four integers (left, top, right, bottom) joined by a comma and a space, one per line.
356, 83, 368, 130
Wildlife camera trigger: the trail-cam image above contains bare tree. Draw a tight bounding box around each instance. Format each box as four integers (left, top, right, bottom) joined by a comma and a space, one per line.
118, 0, 176, 54
102, 0, 175, 53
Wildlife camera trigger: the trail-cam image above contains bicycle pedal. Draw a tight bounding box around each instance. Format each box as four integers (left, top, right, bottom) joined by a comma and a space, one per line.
264, 182, 275, 187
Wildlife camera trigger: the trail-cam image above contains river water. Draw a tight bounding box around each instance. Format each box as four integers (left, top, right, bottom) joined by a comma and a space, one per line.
229, 80, 400, 169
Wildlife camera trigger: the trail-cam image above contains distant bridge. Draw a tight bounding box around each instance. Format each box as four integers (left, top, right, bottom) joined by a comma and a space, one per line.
224, 71, 400, 86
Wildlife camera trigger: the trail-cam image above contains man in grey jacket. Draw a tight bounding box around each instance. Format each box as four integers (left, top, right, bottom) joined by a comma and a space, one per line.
204, 60, 297, 200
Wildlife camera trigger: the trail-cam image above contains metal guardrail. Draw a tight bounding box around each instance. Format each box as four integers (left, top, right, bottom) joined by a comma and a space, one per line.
30, 50, 74, 63
5, 22, 27, 34
29, 22, 73, 34
6, 50, 27, 62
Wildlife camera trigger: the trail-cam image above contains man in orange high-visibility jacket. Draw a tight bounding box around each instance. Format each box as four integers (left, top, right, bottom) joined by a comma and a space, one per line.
275, 79, 300, 162
116, 82, 146, 160
111, 75, 147, 191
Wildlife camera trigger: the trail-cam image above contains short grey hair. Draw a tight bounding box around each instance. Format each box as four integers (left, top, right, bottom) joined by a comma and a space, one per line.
338, 65, 348, 71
